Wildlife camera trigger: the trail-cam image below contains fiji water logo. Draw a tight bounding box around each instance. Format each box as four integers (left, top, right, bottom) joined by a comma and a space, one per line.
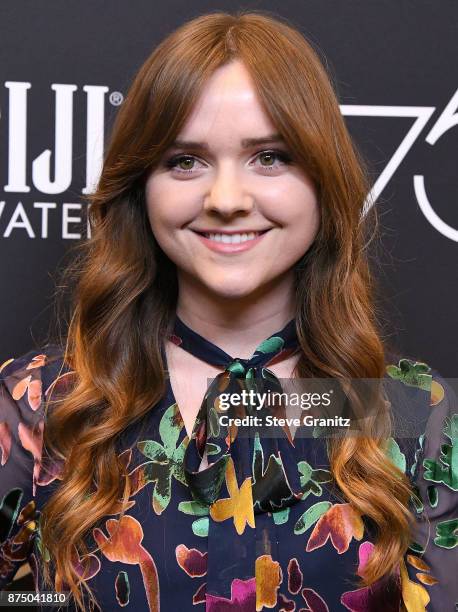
0, 82, 124, 239
2, 82, 124, 195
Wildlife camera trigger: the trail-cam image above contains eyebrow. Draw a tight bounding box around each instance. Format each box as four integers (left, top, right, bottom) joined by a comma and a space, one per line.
170, 133, 285, 150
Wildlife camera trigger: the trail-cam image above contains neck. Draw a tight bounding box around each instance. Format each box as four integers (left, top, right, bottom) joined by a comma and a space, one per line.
174, 270, 296, 359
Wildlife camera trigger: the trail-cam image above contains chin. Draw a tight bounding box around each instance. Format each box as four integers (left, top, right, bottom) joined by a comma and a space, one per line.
201, 279, 267, 301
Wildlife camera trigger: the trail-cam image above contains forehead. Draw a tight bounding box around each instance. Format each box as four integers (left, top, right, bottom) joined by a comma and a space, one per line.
177, 60, 276, 143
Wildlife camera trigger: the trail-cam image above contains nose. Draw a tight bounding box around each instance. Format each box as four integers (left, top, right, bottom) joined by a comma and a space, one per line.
203, 162, 255, 216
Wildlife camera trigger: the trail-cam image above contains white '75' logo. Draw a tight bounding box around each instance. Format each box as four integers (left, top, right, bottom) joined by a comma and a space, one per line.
342, 87, 458, 242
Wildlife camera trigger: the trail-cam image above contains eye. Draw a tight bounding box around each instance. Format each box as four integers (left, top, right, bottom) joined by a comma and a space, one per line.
252, 149, 292, 171
165, 154, 205, 174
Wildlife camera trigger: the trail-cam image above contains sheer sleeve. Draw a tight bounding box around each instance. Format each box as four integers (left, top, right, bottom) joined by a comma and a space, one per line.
0, 348, 64, 589
401, 368, 458, 611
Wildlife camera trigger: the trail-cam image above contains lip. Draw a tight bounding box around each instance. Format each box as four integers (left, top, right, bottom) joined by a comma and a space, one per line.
191, 228, 272, 253
191, 228, 272, 234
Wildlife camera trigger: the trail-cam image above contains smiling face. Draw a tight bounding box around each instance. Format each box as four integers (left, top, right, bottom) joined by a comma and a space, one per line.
145, 59, 320, 302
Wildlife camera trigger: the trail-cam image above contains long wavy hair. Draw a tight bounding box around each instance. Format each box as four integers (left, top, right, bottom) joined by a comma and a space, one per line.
40, 10, 418, 610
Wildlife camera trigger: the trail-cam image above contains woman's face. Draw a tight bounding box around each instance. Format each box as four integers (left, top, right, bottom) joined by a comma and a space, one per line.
145, 59, 320, 300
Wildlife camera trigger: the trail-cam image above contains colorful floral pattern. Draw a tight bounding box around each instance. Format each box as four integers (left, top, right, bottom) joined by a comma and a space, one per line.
0, 322, 456, 610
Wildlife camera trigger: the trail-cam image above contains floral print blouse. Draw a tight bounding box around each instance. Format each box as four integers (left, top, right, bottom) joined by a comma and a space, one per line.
0, 315, 457, 611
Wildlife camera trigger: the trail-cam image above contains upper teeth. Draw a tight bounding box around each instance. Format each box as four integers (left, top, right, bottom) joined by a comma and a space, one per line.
203, 232, 260, 243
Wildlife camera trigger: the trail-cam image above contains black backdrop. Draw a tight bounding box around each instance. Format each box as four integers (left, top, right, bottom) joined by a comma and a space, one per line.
1, 1, 457, 376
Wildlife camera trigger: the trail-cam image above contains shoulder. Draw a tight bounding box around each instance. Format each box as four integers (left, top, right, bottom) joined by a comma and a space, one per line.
384, 350, 452, 420
0, 344, 75, 460
0, 343, 73, 493
383, 351, 456, 485
0, 343, 72, 413
383, 351, 435, 432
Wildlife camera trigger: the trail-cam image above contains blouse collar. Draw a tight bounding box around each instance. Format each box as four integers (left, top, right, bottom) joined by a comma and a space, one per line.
168, 315, 299, 368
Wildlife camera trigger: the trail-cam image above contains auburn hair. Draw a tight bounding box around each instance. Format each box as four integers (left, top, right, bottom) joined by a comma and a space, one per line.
40, 10, 418, 610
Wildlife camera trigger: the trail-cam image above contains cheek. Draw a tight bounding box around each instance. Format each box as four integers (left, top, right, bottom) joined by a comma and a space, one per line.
145, 178, 190, 233
262, 178, 320, 230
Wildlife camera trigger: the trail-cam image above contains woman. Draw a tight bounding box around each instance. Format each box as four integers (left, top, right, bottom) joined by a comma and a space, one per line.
0, 11, 456, 612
